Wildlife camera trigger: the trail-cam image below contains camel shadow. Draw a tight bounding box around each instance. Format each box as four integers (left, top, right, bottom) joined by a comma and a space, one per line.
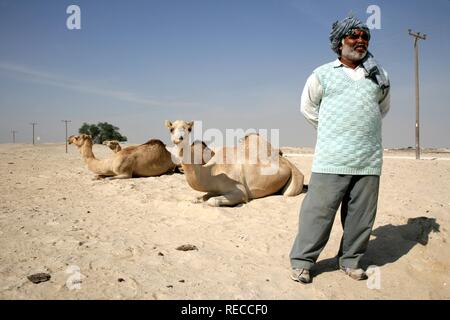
312, 216, 440, 276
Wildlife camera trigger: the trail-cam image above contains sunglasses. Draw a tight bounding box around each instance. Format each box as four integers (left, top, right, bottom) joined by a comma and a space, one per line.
346, 30, 370, 41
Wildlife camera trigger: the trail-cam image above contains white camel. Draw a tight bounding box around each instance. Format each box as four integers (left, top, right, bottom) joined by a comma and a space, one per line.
165, 120, 304, 206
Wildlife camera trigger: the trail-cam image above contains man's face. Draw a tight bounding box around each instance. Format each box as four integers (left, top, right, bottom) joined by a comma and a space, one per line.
340, 29, 369, 62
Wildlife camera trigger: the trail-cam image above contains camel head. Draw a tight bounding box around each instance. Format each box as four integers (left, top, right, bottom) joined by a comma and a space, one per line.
165, 120, 193, 146
103, 140, 121, 151
68, 134, 92, 148
188, 140, 215, 165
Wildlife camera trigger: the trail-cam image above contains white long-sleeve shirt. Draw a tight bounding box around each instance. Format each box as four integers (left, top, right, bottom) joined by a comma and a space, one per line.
300, 59, 390, 128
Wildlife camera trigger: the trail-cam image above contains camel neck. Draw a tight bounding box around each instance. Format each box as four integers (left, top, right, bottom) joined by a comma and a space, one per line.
176, 141, 190, 159
176, 142, 188, 159
81, 141, 96, 160
182, 162, 210, 192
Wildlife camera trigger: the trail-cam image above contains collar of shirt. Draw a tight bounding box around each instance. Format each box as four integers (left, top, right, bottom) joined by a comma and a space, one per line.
332, 58, 363, 70
332, 59, 368, 80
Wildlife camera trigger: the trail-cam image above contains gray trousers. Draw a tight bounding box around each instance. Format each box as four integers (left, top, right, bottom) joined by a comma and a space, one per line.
290, 173, 380, 270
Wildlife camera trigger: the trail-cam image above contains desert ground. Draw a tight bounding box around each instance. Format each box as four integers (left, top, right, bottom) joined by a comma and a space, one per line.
0, 142, 449, 299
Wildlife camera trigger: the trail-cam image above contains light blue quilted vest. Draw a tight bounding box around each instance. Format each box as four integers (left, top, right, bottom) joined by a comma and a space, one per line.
312, 62, 383, 176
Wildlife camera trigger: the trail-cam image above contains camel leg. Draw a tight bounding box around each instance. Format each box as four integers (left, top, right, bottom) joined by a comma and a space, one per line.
175, 165, 185, 174
93, 175, 108, 180
106, 174, 132, 180
206, 189, 247, 207
192, 193, 217, 204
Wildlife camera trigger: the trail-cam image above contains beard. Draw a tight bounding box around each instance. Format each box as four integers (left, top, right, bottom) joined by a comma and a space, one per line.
341, 43, 367, 62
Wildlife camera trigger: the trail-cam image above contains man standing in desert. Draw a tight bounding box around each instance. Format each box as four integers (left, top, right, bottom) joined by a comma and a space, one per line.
289, 15, 390, 284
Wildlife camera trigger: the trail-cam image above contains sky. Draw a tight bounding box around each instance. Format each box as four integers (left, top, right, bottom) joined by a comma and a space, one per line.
0, 0, 449, 148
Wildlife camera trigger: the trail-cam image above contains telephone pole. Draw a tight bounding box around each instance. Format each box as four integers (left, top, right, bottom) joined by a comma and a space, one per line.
12, 130, 18, 143
408, 29, 427, 160
30, 122, 38, 145
61, 120, 71, 153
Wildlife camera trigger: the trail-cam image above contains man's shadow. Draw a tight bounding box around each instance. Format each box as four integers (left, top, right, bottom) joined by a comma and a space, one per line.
312, 217, 440, 276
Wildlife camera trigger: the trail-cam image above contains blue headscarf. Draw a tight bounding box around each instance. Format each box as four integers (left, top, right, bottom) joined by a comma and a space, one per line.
329, 16, 390, 93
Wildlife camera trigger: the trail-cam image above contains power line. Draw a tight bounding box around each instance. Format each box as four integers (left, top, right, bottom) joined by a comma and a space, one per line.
61, 120, 72, 153
11, 130, 18, 143
408, 29, 427, 160
30, 122, 38, 145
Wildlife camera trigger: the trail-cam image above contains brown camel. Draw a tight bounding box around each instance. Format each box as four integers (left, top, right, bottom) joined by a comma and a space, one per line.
166, 120, 304, 206
68, 134, 176, 179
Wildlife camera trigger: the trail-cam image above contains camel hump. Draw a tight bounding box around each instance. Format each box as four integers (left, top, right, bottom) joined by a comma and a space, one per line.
141, 139, 167, 148
240, 133, 282, 161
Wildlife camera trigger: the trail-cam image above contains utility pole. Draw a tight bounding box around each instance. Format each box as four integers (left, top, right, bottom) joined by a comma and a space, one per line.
30, 122, 38, 145
12, 130, 17, 143
61, 120, 71, 153
408, 29, 427, 160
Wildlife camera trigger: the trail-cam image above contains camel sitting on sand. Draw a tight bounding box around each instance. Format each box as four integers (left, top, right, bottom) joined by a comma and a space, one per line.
103, 140, 122, 153
68, 134, 176, 179
165, 120, 304, 206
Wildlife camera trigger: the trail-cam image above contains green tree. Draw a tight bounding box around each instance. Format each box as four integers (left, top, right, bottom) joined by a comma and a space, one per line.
79, 123, 100, 142
78, 122, 127, 144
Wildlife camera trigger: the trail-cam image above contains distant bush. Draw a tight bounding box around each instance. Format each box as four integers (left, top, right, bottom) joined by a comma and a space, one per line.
78, 122, 127, 144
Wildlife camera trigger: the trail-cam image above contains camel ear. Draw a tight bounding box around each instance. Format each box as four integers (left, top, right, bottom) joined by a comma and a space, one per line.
165, 120, 172, 128
187, 121, 194, 130
81, 134, 91, 140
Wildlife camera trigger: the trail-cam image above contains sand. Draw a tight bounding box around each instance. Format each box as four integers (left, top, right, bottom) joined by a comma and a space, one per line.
0, 143, 449, 299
